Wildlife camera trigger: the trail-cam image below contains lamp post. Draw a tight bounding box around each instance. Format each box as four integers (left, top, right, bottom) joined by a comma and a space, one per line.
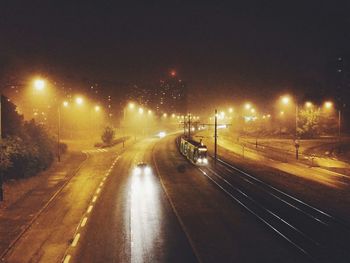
338, 110, 341, 142
280, 95, 299, 159
0, 94, 2, 140
57, 107, 61, 162
324, 101, 341, 142
214, 109, 218, 163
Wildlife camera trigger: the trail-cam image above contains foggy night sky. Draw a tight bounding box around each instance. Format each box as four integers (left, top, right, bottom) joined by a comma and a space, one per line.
1, 1, 350, 110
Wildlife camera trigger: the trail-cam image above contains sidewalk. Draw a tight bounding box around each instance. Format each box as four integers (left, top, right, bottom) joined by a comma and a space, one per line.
0, 151, 87, 257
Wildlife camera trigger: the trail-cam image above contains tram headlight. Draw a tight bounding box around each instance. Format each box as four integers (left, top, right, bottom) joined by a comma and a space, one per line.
203, 158, 208, 164
145, 166, 151, 174
158, 131, 166, 138
134, 167, 141, 175
197, 158, 202, 163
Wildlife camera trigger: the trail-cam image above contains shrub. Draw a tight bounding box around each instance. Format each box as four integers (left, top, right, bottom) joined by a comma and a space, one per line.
101, 126, 115, 145
0, 97, 66, 181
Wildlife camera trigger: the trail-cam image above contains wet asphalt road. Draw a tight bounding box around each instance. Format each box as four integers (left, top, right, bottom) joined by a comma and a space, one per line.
70, 138, 197, 263
4, 135, 310, 263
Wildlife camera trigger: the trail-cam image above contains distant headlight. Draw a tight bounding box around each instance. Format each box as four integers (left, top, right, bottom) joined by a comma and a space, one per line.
158, 131, 166, 138
145, 166, 151, 174
203, 158, 208, 164
197, 158, 202, 163
134, 167, 141, 175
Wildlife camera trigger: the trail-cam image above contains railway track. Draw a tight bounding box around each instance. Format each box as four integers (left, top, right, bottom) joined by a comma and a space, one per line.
197, 156, 350, 262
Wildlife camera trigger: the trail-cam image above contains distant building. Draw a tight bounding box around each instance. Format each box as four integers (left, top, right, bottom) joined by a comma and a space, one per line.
155, 71, 187, 115
126, 84, 152, 107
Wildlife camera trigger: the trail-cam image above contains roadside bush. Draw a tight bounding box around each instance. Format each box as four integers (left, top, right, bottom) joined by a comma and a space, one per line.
101, 126, 115, 145
1, 122, 57, 180
0, 96, 63, 180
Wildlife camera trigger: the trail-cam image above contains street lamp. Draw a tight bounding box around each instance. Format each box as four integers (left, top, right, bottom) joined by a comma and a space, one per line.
323, 101, 341, 141
305, 101, 313, 109
94, 105, 101, 112
279, 95, 298, 138
244, 103, 252, 110
281, 96, 290, 105
129, 102, 135, 110
75, 97, 84, 105
34, 78, 46, 91
324, 101, 333, 110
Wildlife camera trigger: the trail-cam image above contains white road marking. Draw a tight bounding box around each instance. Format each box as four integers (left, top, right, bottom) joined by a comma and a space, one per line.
81, 217, 88, 227
96, 188, 101, 194
71, 233, 80, 247
99, 182, 104, 187
92, 196, 98, 203
87, 205, 93, 213
63, 255, 71, 263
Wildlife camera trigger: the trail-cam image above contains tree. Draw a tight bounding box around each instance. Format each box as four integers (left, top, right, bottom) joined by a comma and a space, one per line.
297, 108, 321, 138
1, 95, 23, 138
101, 126, 115, 145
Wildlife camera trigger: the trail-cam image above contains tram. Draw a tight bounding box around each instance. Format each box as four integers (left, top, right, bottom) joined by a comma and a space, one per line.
180, 137, 208, 165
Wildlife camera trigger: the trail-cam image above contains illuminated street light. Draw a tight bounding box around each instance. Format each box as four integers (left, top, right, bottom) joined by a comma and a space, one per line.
228, 107, 233, 113
163, 113, 167, 118
75, 97, 84, 105
305, 101, 313, 108
94, 105, 101, 112
148, 110, 152, 115
63, 101, 69, 107
128, 102, 135, 109
280, 111, 285, 116
324, 101, 333, 109
244, 103, 252, 110
171, 113, 176, 118
138, 107, 144, 114
250, 108, 256, 114
34, 78, 45, 91
281, 95, 291, 105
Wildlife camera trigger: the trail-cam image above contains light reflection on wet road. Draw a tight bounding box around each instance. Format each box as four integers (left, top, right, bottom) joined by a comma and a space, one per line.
130, 171, 162, 263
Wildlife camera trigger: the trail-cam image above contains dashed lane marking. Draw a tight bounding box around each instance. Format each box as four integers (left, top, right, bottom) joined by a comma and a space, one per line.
96, 188, 101, 194
63, 255, 71, 263
81, 217, 88, 227
71, 233, 80, 247
92, 196, 98, 203
87, 205, 93, 213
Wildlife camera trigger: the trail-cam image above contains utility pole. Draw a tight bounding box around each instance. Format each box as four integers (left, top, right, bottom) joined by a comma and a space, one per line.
57, 107, 61, 162
338, 110, 341, 142
214, 109, 217, 163
0, 94, 2, 140
183, 115, 186, 136
295, 103, 299, 160
0, 95, 3, 201
188, 113, 191, 138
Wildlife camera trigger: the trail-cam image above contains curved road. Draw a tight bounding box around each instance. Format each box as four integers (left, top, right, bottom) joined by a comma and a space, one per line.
4, 134, 308, 262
